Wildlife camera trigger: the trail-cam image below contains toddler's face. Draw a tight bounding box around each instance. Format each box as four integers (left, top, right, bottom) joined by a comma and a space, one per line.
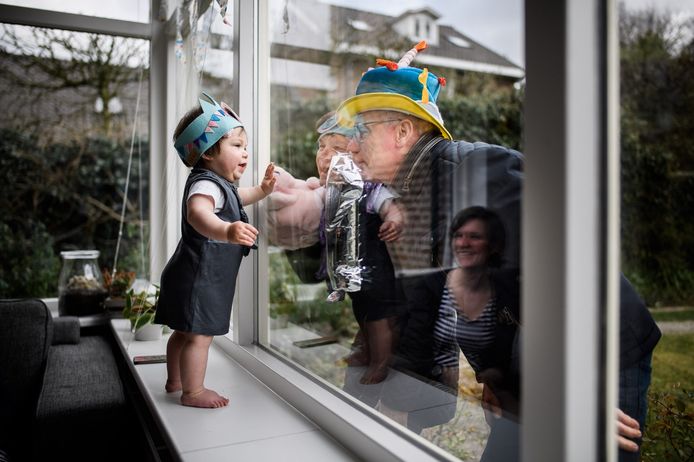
316, 134, 349, 186
209, 127, 248, 182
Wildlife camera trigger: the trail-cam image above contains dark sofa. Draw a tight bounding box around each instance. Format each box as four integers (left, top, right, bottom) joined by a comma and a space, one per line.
0, 299, 130, 461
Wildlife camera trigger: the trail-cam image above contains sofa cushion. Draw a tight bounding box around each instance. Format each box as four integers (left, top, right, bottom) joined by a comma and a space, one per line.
35, 335, 128, 459
37, 336, 125, 418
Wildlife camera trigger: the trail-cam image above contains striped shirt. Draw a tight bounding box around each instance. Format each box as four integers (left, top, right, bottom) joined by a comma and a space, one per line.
433, 286, 497, 372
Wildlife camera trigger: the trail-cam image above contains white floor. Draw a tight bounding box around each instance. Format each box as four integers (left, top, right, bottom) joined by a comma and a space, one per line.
110, 319, 357, 461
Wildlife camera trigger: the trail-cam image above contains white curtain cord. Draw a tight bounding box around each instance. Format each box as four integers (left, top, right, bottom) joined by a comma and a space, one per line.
112, 66, 145, 280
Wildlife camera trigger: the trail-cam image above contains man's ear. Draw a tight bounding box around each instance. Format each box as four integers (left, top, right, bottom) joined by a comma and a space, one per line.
395, 118, 416, 147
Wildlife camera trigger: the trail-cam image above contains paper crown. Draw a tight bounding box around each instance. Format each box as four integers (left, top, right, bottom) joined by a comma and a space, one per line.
336, 41, 451, 140
316, 113, 356, 139
174, 92, 243, 167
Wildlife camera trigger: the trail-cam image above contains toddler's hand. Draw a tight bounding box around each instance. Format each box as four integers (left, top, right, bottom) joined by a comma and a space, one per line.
226, 221, 259, 246
378, 220, 402, 242
260, 163, 277, 196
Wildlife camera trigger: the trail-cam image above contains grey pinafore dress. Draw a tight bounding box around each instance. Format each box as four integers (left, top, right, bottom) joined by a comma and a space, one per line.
154, 168, 251, 335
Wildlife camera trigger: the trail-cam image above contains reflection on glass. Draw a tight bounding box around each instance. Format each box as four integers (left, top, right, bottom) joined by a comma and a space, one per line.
265, 1, 524, 459
618, 1, 694, 461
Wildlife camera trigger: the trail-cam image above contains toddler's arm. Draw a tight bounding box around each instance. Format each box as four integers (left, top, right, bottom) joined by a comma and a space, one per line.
188, 195, 258, 246
238, 163, 277, 206
378, 199, 404, 242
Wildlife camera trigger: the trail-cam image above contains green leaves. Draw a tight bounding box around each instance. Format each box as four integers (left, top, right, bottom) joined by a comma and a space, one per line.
643, 387, 694, 462
619, 7, 694, 305
122, 288, 158, 331
0, 127, 150, 298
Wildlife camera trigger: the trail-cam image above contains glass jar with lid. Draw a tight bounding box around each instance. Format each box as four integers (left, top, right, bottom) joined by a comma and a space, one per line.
58, 250, 108, 316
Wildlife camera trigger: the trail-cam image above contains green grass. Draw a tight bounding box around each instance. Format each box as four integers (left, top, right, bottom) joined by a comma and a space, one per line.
649, 307, 694, 322
649, 333, 694, 395
641, 331, 694, 462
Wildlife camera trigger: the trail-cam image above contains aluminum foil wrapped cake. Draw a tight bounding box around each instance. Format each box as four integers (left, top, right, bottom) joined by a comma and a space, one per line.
324, 153, 364, 301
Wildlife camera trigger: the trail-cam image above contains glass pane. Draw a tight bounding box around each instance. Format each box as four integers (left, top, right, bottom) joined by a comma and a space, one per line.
0, 0, 150, 24
0, 23, 150, 306
618, 1, 694, 460
264, 0, 524, 459
168, 1, 236, 111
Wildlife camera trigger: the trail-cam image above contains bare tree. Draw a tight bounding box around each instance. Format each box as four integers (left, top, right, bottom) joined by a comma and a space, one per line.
0, 24, 148, 139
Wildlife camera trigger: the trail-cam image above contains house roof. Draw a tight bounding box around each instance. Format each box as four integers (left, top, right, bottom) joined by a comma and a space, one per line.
393, 7, 441, 21
331, 5, 523, 78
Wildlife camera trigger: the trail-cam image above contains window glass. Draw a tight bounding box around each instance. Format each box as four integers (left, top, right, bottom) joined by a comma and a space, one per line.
0, 23, 150, 301
176, 1, 236, 105
618, 1, 694, 460
0, 0, 150, 23
263, 0, 524, 458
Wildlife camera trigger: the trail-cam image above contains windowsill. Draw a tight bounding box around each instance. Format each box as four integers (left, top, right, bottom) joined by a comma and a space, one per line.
109, 319, 357, 461
214, 333, 458, 462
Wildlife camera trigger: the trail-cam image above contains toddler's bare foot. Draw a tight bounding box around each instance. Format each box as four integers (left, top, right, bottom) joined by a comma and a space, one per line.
360, 365, 389, 385
165, 379, 182, 393
340, 350, 369, 367
181, 388, 229, 408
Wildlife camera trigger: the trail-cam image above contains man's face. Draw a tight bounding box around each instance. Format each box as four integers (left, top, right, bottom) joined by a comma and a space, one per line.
346, 112, 403, 184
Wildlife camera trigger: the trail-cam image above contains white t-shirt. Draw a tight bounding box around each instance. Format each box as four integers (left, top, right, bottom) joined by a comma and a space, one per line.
187, 180, 225, 213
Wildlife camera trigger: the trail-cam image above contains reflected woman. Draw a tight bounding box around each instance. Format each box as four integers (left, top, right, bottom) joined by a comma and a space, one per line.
433, 206, 521, 462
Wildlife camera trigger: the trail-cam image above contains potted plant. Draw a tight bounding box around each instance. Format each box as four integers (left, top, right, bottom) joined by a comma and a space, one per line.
122, 285, 163, 341
103, 269, 136, 310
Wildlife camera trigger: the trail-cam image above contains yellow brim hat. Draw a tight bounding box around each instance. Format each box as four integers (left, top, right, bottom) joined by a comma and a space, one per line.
336, 66, 452, 140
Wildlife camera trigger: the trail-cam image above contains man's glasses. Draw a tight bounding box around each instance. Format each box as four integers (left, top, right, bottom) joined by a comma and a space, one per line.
353, 119, 402, 142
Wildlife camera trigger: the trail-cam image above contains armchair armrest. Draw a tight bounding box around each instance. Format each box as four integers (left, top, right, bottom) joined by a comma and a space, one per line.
51, 316, 80, 345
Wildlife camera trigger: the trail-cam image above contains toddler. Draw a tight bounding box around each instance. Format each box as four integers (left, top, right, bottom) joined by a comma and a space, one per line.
154, 93, 275, 408
316, 113, 403, 384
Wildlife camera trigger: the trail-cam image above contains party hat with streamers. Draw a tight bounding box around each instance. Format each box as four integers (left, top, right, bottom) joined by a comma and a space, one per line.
336, 41, 450, 139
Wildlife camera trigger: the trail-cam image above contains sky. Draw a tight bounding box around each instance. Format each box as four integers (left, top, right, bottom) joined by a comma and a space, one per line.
1, 0, 692, 67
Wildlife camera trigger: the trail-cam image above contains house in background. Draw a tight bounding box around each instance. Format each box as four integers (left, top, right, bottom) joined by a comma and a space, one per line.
205, 1, 525, 103
327, 5, 524, 99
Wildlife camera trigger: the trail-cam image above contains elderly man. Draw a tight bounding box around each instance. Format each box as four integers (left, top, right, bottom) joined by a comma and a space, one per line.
333, 64, 523, 275
329, 47, 655, 461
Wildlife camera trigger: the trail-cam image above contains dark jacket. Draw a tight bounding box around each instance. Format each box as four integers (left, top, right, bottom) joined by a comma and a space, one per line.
384, 134, 524, 424
387, 133, 524, 274
620, 275, 661, 367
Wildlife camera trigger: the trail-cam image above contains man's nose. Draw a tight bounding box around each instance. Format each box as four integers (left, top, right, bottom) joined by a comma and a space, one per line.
347, 136, 359, 154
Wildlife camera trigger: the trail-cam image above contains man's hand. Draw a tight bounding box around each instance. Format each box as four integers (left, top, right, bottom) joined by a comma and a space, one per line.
260, 163, 277, 196
378, 220, 402, 242
617, 408, 641, 452
266, 166, 324, 249
226, 221, 258, 247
